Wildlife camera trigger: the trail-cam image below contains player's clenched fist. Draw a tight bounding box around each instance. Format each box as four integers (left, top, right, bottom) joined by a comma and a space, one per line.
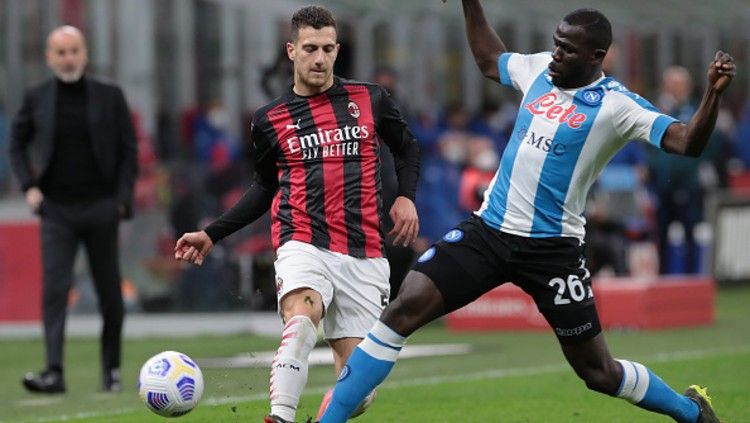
708, 50, 735, 92
174, 230, 214, 266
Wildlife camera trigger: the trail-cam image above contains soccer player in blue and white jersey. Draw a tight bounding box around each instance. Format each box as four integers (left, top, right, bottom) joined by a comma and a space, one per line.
318, 1, 735, 422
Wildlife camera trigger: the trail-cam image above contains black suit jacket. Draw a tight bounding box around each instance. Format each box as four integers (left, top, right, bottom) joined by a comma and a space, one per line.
9, 76, 138, 218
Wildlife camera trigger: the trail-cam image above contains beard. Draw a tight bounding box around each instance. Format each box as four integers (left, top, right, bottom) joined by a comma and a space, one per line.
54, 67, 85, 83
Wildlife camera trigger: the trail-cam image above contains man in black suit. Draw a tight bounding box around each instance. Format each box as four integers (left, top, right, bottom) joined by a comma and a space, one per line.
9, 26, 138, 394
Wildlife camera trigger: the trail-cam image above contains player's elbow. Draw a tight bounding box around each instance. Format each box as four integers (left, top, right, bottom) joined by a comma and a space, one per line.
475, 57, 498, 79
662, 125, 704, 157
665, 140, 703, 157
683, 147, 703, 158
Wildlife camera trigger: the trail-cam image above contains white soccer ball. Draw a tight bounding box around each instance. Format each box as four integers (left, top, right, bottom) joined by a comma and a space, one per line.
138, 351, 204, 417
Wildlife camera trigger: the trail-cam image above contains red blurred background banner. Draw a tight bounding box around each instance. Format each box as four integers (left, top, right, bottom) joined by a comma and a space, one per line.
0, 221, 42, 321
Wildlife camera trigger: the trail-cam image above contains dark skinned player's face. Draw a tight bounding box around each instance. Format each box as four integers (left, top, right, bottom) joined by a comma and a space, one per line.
547, 22, 606, 89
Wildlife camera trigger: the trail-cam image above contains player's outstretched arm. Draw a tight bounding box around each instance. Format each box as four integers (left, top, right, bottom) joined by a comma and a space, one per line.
174, 231, 214, 266
661, 51, 736, 156
460, 0, 507, 81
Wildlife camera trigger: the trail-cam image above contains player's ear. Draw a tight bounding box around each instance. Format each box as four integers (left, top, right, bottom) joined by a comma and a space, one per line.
592, 48, 607, 66
286, 42, 295, 61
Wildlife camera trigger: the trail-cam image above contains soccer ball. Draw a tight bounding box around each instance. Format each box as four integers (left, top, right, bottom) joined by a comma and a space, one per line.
138, 351, 204, 417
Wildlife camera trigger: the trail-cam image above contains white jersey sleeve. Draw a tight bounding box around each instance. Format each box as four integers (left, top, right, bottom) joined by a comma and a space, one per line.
497, 52, 553, 93
607, 89, 678, 149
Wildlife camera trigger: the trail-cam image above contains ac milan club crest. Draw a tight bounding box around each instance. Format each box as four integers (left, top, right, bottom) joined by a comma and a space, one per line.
348, 101, 360, 118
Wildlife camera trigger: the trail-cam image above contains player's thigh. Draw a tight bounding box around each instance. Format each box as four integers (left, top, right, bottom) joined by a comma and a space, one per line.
323, 255, 389, 340
511, 237, 602, 345
380, 270, 447, 336
274, 241, 333, 324
412, 216, 509, 314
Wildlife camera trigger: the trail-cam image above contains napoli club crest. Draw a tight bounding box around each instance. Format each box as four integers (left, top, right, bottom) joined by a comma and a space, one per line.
581, 89, 603, 106
442, 229, 464, 243
348, 101, 361, 118
417, 247, 436, 263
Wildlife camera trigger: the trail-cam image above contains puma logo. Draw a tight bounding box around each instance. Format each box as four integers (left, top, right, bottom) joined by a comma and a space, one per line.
286, 119, 302, 130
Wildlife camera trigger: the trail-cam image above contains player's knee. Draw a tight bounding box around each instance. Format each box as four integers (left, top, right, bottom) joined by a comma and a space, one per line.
579, 362, 621, 395
280, 289, 324, 321
381, 287, 441, 337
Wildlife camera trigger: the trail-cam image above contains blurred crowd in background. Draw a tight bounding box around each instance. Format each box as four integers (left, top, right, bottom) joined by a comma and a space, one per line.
2, 0, 750, 314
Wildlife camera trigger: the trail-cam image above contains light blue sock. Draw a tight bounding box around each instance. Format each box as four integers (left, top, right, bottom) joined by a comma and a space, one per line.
615, 359, 699, 423
319, 321, 406, 423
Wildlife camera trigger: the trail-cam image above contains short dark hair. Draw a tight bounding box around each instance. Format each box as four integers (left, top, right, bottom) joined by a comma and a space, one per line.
563, 9, 612, 51
291, 6, 337, 41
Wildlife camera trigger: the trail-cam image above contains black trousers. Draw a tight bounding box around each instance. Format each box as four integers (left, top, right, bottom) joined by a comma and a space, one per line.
39, 197, 123, 373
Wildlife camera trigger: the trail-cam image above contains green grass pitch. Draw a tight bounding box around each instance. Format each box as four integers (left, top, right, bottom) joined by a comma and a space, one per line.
2, 285, 749, 422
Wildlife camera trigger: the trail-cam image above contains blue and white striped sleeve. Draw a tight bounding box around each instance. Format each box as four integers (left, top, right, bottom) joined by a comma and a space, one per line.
497, 52, 553, 94
609, 91, 678, 149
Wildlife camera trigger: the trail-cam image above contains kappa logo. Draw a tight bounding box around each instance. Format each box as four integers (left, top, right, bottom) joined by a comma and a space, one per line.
286, 119, 302, 130
348, 101, 361, 118
275, 276, 283, 294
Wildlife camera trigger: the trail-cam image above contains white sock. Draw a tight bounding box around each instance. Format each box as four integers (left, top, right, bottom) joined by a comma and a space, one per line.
615, 359, 650, 403
269, 315, 318, 421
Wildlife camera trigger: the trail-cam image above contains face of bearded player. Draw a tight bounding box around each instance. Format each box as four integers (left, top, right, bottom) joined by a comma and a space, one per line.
287, 25, 340, 96
46, 26, 88, 83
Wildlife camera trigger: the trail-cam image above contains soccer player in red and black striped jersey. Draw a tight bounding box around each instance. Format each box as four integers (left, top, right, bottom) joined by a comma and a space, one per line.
175, 5, 419, 423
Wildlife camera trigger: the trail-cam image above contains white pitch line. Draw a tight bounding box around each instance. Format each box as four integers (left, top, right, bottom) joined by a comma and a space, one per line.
198, 343, 473, 368
19, 344, 750, 423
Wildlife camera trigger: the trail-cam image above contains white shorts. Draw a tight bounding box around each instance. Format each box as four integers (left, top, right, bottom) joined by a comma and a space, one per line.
274, 240, 390, 340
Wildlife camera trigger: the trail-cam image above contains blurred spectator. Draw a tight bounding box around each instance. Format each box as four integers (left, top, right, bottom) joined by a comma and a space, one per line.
179, 104, 202, 152
469, 101, 512, 153
416, 105, 472, 245
587, 141, 652, 276
409, 110, 443, 157
648, 66, 701, 274
373, 65, 399, 96
702, 108, 738, 189
732, 103, 750, 169
155, 106, 179, 162
9, 26, 137, 394
192, 100, 240, 168
261, 47, 294, 100
458, 136, 498, 212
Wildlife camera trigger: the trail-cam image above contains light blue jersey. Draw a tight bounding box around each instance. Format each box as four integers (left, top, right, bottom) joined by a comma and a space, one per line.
477, 52, 677, 239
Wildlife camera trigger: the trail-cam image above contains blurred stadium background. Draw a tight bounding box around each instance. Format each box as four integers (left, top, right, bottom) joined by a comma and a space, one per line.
1, 0, 750, 421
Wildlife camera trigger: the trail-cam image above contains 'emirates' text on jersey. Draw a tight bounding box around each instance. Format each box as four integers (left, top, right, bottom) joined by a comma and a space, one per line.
476, 52, 677, 239
252, 77, 411, 258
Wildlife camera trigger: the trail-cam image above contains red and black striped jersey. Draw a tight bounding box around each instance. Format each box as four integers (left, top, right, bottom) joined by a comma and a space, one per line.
205, 77, 420, 258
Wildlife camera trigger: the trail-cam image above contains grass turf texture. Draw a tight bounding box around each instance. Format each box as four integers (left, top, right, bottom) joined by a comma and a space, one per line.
2, 285, 748, 422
